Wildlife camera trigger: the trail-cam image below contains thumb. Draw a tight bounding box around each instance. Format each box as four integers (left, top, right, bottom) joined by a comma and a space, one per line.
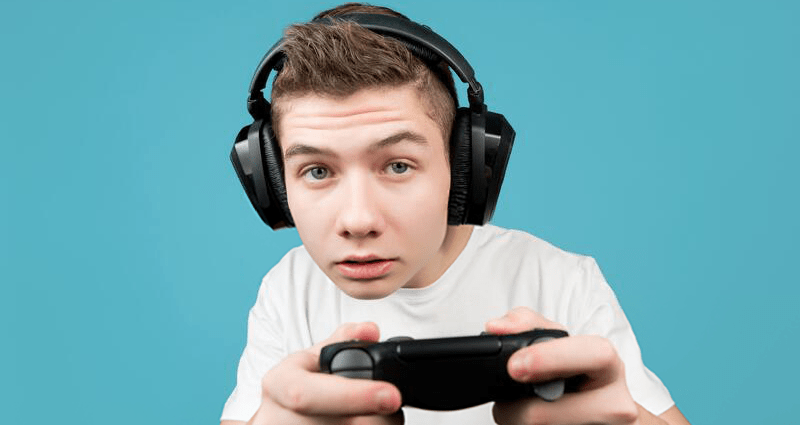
485, 306, 564, 335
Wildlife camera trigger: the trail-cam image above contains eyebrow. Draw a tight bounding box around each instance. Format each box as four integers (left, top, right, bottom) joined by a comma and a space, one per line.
283, 130, 428, 162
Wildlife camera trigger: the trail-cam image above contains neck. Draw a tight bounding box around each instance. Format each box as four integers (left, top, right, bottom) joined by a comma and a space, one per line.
405, 224, 474, 289
442, 224, 474, 266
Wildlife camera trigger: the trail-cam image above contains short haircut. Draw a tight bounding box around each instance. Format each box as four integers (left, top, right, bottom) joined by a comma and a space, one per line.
270, 3, 458, 157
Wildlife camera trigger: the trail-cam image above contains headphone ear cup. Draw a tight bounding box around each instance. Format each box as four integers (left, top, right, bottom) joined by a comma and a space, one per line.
230, 117, 294, 230
480, 110, 515, 225
260, 120, 295, 227
447, 108, 472, 225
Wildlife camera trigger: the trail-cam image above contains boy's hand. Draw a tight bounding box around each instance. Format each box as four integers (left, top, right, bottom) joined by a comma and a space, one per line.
247, 322, 403, 425
486, 307, 640, 425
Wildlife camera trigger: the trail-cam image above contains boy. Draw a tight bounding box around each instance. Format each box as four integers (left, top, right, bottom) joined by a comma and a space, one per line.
222, 3, 690, 425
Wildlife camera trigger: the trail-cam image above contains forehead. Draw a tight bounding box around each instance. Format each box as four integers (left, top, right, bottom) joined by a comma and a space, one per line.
276, 85, 443, 152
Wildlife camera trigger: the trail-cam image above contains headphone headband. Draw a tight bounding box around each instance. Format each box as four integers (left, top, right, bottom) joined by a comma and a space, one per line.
246, 13, 484, 120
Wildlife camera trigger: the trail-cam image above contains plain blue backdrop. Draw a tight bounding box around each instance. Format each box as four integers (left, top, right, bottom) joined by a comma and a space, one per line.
2, 0, 798, 423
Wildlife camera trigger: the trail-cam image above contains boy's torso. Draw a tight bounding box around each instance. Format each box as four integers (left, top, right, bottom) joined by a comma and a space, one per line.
222, 224, 673, 423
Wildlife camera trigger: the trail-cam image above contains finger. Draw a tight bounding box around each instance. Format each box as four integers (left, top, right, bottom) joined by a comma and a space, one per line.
492, 384, 638, 425
485, 306, 565, 335
265, 350, 402, 416
310, 322, 382, 354
254, 397, 404, 425
507, 335, 624, 390
251, 397, 329, 425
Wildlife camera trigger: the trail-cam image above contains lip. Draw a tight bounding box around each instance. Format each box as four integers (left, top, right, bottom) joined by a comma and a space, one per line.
340, 254, 385, 263
336, 257, 395, 280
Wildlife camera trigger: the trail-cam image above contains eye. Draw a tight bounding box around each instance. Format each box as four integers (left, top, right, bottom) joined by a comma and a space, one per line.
387, 162, 410, 175
302, 166, 329, 181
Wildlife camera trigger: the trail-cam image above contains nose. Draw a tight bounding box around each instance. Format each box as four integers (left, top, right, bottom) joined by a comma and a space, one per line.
336, 173, 386, 239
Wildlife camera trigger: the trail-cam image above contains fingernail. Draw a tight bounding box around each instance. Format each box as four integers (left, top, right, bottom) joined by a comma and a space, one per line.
375, 388, 396, 413
509, 355, 529, 379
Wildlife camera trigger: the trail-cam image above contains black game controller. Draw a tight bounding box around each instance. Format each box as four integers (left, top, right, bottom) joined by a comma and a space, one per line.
320, 329, 574, 411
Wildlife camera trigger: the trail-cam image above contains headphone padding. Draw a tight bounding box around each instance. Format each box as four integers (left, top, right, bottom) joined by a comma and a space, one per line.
260, 121, 295, 226
447, 108, 472, 225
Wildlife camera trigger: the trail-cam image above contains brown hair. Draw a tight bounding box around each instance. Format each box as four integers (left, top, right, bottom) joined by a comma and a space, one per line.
270, 3, 457, 151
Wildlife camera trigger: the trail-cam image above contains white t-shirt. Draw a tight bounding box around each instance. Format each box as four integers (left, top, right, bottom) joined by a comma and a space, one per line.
221, 224, 674, 423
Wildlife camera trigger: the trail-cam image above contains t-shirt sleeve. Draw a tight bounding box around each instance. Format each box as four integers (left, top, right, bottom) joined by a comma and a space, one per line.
570, 257, 675, 416
220, 271, 288, 422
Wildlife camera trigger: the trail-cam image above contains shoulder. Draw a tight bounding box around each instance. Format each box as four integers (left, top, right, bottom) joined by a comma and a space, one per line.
265, 244, 318, 279
256, 244, 330, 301
470, 225, 607, 324
473, 224, 598, 273
250, 244, 339, 342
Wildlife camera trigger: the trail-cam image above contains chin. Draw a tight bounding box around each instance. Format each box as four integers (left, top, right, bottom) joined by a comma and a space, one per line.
335, 279, 400, 300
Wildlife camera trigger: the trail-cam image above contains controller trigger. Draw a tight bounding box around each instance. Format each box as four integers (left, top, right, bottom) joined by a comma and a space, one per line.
386, 336, 414, 342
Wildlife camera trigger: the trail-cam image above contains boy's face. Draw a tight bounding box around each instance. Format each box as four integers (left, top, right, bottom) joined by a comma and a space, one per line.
278, 85, 468, 300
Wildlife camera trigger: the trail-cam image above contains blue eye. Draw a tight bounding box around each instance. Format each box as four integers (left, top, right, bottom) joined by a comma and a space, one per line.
304, 167, 329, 180
388, 162, 409, 174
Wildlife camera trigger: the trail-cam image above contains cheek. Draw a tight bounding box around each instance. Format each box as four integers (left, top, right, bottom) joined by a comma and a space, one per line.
286, 180, 323, 220
286, 185, 330, 247
422, 164, 452, 213
394, 170, 451, 232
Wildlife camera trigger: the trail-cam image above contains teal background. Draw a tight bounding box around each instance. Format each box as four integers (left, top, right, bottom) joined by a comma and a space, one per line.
2, 0, 797, 423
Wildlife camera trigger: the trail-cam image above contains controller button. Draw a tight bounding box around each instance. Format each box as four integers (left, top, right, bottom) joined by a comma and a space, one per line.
330, 348, 373, 376
531, 336, 556, 345
336, 369, 374, 379
533, 379, 565, 401
386, 336, 414, 342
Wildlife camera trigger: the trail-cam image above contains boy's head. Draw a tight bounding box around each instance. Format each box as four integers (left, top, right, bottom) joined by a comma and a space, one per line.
273, 4, 471, 299
269, 3, 457, 151
231, 3, 515, 298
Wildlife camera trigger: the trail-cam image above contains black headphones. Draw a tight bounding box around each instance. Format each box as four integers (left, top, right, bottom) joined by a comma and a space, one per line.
231, 13, 515, 230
